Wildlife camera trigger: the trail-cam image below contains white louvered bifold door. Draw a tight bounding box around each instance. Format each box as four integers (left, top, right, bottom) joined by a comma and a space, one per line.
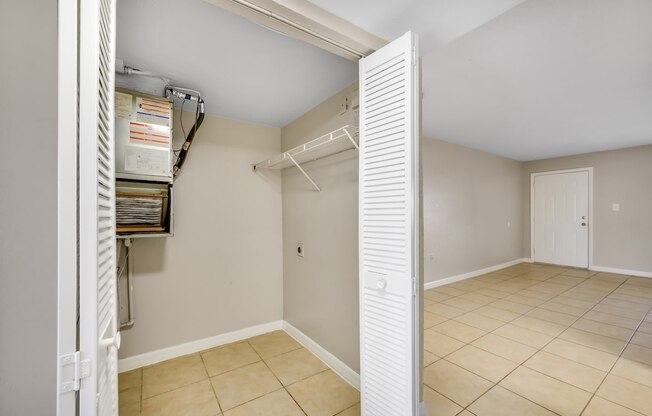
359, 31, 421, 416
79, 0, 119, 414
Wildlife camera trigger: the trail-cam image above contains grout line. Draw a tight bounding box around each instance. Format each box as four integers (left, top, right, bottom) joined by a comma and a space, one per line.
198, 349, 224, 415
426, 263, 639, 416
247, 338, 309, 416
577, 300, 652, 416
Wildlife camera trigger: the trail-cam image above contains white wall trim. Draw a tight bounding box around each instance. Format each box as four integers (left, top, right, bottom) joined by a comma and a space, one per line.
117, 320, 362, 392
424, 258, 529, 290
118, 320, 283, 373
283, 321, 360, 390
530, 167, 594, 268
590, 265, 652, 279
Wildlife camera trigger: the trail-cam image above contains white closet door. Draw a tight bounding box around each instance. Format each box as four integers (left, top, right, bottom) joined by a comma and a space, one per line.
359, 31, 421, 415
79, 0, 119, 414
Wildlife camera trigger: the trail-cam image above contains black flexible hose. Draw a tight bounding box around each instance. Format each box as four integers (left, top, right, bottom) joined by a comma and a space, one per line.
173, 98, 205, 177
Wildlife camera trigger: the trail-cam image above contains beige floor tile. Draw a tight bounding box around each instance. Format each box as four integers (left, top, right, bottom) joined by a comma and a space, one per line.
539, 301, 588, 317
472, 333, 537, 363
201, 342, 261, 377
511, 315, 567, 336
119, 368, 142, 391
458, 293, 497, 306
611, 356, 652, 388
422, 386, 463, 416
424, 311, 448, 328
458, 411, 476, 416
142, 354, 208, 399
503, 294, 545, 307
558, 328, 626, 355
631, 331, 652, 348
596, 374, 652, 416
425, 302, 466, 319
432, 320, 487, 343
550, 295, 596, 310
423, 350, 439, 367
446, 345, 517, 382
474, 305, 520, 322
490, 300, 533, 314
336, 403, 360, 416
593, 303, 647, 320
600, 298, 650, 314
265, 347, 328, 386
523, 351, 606, 392
442, 296, 484, 312
423, 329, 465, 357
423, 360, 492, 407
517, 289, 557, 301
141, 380, 220, 416
210, 361, 282, 410
547, 275, 585, 286
621, 343, 652, 366
561, 269, 597, 278
468, 385, 556, 416
120, 386, 142, 406
571, 318, 634, 341
222, 389, 304, 416
608, 292, 652, 306
639, 321, 652, 334
287, 370, 359, 416
582, 396, 645, 416
543, 338, 617, 371
424, 290, 451, 302
435, 286, 468, 297
476, 288, 510, 299
119, 401, 141, 416
493, 324, 553, 349
500, 366, 591, 416
583, 311, 640, 330
248, 331, 302, 359
454, 312, 504, 332
423, 298, 435, 307
526, 308, 577, 326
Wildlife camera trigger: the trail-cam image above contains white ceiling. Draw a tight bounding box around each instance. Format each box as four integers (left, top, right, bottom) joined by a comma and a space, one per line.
119, 0, 652, 160
310, 0, 652, 161
116, 0, 357, 127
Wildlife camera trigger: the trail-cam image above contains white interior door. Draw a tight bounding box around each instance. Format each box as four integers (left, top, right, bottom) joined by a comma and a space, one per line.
533, 170, 590, 268
79, 0, 119, 414
359, 31, 421, 415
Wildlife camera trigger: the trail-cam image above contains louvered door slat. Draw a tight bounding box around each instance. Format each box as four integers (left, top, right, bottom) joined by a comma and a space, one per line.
359, 31, 420, 416
80, 0, 118, 414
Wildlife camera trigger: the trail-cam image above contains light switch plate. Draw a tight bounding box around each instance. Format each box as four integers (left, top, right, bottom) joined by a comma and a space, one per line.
612, 203, 620, 212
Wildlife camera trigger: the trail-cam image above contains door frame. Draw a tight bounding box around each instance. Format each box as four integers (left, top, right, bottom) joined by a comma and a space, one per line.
57, 0, 79, 414
530, 167, 594, 268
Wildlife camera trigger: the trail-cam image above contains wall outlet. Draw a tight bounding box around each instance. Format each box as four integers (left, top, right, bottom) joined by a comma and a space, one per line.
297, 242, 304, 257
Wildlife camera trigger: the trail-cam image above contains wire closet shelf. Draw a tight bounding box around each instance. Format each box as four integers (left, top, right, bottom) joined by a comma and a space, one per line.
252, 125, 358, 192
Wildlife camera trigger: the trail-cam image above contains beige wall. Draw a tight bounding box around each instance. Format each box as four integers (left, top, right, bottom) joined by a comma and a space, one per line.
119, 112, 284, 358
0, 0, 58, 413
282, 83, 361, 371
523, 145, 652, 273
423, 139, 524, 282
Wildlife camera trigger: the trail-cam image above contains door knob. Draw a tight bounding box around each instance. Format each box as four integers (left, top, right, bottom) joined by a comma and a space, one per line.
377, 279, 387, 290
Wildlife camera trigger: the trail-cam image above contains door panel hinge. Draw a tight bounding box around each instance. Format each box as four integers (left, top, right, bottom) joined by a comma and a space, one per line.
412, 47, 417, 67
59, 351, 91, 393
412, 276, 418, 297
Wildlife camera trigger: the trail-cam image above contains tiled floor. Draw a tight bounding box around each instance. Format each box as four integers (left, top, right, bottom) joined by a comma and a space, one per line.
423, 262, 652, 416
121, 263, 652, 416
119, 331, 360, 416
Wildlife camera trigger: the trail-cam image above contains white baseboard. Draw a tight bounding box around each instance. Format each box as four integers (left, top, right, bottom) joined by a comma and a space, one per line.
118, 320, 283, 373
590, 265, 652, 279
283, 321, 360, 390
117, 319, 362, 392
424, 258, 529, 290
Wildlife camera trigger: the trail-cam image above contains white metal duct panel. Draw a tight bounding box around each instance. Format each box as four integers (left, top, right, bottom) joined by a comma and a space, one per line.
79, 0, 119, 414
359, 32, 420, 415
